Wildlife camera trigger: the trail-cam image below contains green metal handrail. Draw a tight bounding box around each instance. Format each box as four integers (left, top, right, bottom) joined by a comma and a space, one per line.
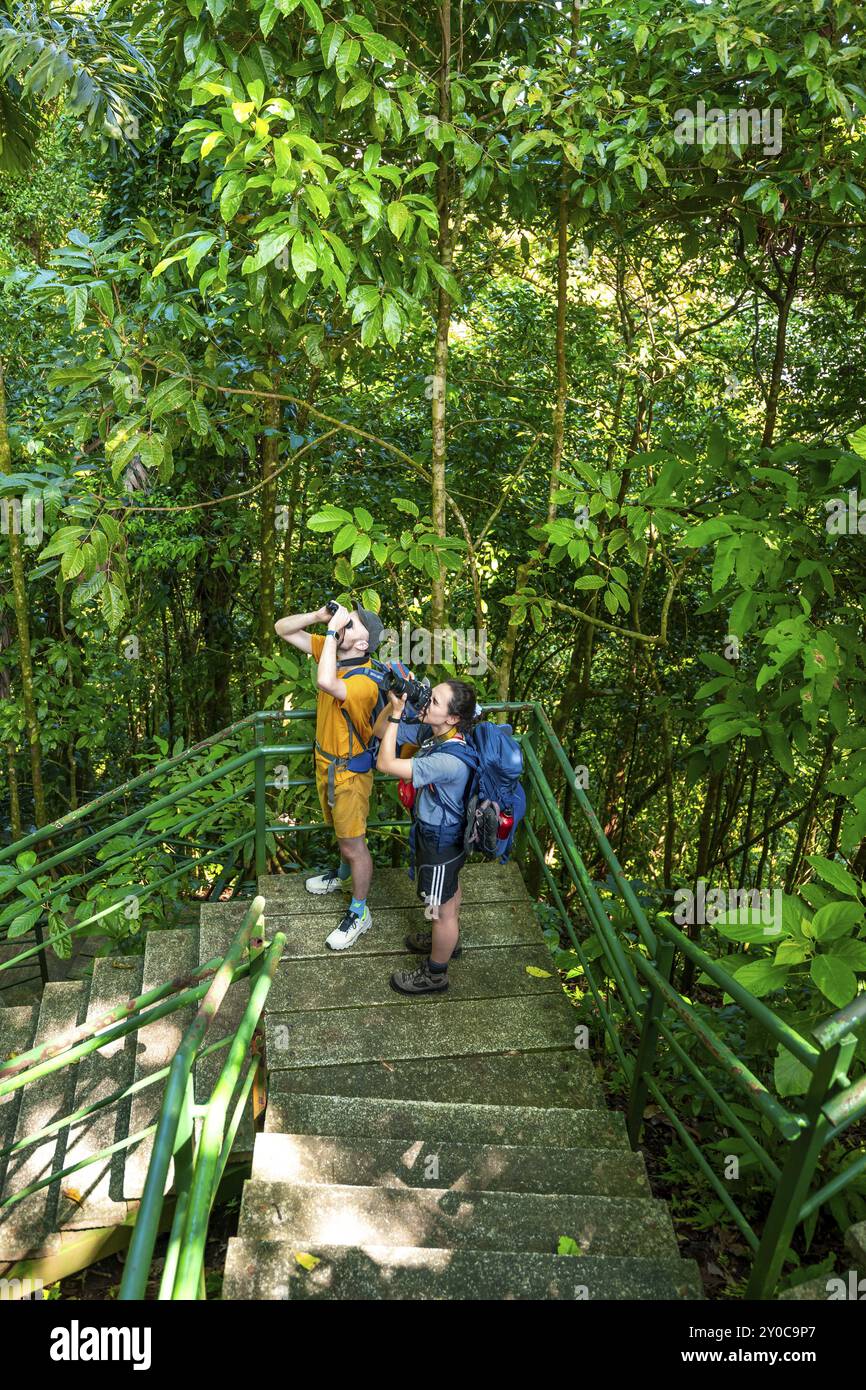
520, 700, 866, 1299
169, 930, 286, 1299
118, 895, 268, 1299
1, 698, 863, 1301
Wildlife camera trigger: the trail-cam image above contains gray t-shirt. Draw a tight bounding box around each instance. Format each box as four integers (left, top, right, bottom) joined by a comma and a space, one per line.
411, 737, 471, 830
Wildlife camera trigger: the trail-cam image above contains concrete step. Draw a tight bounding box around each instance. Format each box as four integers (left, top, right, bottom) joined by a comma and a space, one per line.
252, 1130, 651, 1198
204, 898, 545, 960
258, 861, 530, 914
0, 981, 87, 1260
58, 956, 144, 1230
124, 927, 199, 1198
194, 907, 255, 1157
236, 1178, 682, 1259
0, 1005, 39, 1195
265, 1050, 603, 1109
266, 944, 563, 1012
845, 1220, 866, 1273
265, 992, 578, 1069
0, 938, 41, 1004
223, 1237, 702, 1300
264, 1092, 629, 1150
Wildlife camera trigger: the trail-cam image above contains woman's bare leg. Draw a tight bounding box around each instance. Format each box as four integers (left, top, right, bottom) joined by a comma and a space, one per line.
430, 884, 461, 964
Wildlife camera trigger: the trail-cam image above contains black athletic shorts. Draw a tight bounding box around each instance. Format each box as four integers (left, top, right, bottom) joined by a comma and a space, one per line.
414, 822, 466, 914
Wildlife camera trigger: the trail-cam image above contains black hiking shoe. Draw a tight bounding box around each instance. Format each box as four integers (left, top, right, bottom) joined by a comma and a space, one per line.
405, 929, 462, 959
390, 959, 449, 995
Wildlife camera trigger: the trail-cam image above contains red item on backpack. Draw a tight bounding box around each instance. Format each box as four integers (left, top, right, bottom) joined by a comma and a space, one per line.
398, 779, 416, 811
496, 806, 514, 840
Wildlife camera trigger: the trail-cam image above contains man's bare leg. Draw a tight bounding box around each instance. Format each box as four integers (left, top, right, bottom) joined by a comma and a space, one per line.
430, 884, 461, 964
338, 834, 373, 902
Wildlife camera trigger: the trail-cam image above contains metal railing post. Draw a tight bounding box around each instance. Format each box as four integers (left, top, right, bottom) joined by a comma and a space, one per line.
517, 710, 541, 896
157, 1072, 197, 1298
626, 940, 674, 1148
254, 718, 267, 882
745, 1037, 847, 1299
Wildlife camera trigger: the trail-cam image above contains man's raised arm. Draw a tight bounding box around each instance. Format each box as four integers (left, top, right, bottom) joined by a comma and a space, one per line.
274, 606, 332, 655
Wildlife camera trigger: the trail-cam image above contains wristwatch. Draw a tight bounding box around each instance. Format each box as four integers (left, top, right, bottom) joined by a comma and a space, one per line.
388, 717, 402, 724
326, 629, 339, 638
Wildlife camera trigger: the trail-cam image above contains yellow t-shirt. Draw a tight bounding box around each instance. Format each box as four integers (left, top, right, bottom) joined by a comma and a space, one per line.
310, 634, 379, 762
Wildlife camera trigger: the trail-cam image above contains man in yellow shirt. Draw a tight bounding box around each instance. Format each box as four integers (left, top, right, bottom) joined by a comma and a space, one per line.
274, 601, 387, 949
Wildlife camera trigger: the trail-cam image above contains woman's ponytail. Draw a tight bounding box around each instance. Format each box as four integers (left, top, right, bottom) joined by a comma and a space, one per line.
444, 679, 482, 736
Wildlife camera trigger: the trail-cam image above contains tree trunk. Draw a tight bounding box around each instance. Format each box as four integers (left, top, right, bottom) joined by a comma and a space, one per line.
430, 0, 453, 631
0, 357, 47, 827
258, 376, 280, 698
6, 741, 21, 841
760, 232, 804, 449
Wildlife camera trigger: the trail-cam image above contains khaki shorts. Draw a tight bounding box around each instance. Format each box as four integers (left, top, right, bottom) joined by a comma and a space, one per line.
315, 760, 373, 841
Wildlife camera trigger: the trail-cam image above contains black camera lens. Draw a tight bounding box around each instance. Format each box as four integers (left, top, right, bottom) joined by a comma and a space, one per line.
325, 600, 338, 615
388, 672, 429, 707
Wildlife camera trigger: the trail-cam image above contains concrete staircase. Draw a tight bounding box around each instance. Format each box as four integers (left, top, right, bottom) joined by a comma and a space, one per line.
220, 863, 703, 1301
0, 861, 703, 1298
0, 899, 255, 1268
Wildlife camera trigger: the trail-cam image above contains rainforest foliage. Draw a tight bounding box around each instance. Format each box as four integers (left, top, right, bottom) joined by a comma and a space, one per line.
2, 0, 866, 1256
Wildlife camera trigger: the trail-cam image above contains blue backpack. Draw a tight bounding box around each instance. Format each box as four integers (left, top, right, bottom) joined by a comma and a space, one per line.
425, 719, 526, 863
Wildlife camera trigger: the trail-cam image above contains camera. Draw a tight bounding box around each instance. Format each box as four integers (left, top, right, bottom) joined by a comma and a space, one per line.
388, 670, 430, 709
325, 599, 339, 616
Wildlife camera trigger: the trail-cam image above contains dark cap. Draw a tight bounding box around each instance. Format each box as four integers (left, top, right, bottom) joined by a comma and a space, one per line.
353, 604, 384, 653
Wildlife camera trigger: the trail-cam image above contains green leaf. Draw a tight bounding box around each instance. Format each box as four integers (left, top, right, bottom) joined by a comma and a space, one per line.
774, 1047, 812, 1098
734, 960, 789, 998
9, 906, 42, 938
830, 938, 866, 971
307, 506, 352, 532
381, 296, 402, 347
101, 581, 126, 632
186, 234, 216, 274
392, 497, 419, 517
810, 901, 865, 941
243, 227, 292, 274
291, 235, 318, 280
333, 522, 358, 553
341, 79, 371, 109
321, 21, 343, 66
810, 954, 858, 1007
386, 200, 410, 240
350, 535, 371, 567
806, 856, 861, 899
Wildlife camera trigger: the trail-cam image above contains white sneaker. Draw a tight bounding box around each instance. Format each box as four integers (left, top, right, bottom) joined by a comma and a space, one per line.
305, 869, 347, 895
325, 906, 372, 950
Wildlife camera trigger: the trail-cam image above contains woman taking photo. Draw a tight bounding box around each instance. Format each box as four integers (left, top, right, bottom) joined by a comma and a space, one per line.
376, 679, 480, 996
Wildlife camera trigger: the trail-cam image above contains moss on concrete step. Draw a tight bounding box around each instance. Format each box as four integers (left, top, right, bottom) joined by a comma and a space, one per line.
252, 1130, 650, 1198
258, 861, 529, 914
265, 1092, 627, 1150
58, 957, 144, 1231
266, 944, 562, 1012
223, 1237, 702, 1301
265, 992, 577, 1070
0, 1005, 38, 1195
204, 898, 545, 959
0, 982, 87, 1261
124, 927, 199, 1198
237, 1177, 682, 1259
195, 909, 254, 1156
267, 1050, 600, 1109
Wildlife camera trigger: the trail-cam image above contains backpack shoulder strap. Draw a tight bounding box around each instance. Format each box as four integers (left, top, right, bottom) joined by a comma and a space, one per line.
337, 662, 383, 757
